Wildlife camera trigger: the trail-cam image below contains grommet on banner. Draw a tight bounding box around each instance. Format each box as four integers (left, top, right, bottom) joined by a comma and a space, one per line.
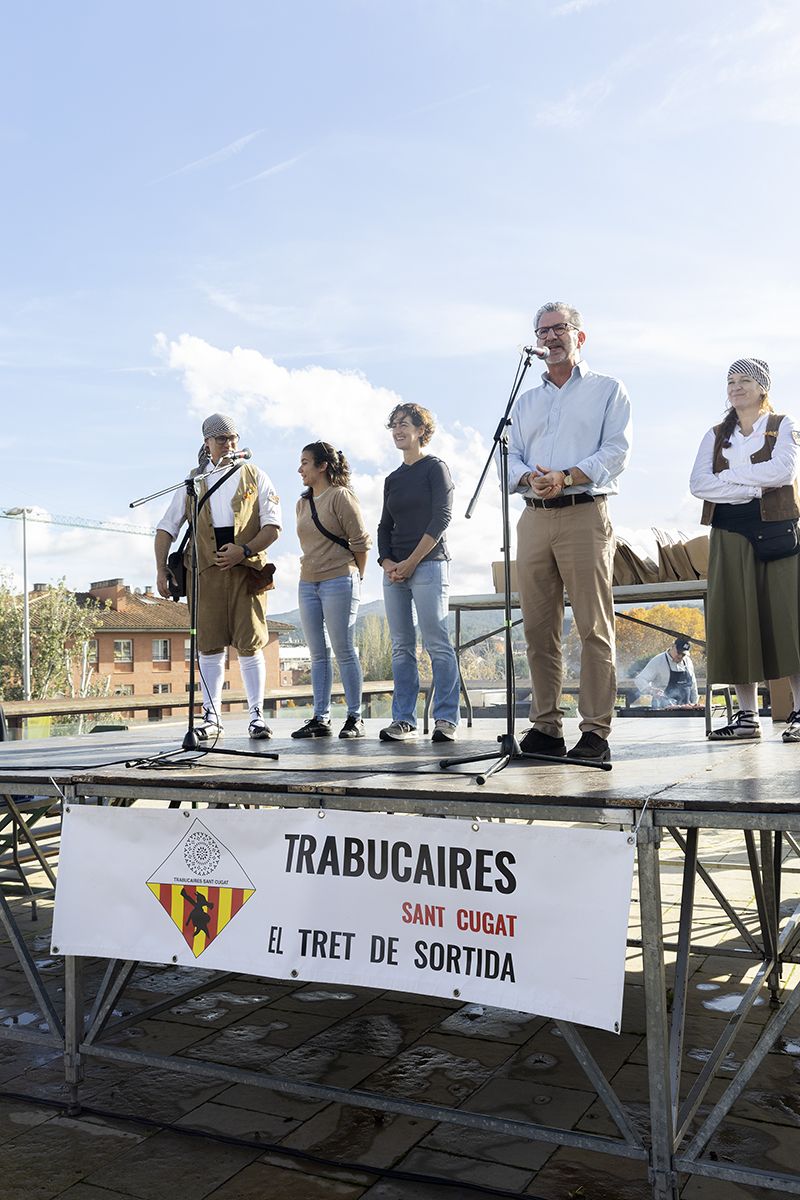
472, 822, 480, 832
317, 809, 326, 820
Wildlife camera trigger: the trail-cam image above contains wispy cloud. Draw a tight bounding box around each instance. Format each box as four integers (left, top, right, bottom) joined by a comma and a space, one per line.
553, 0, 607, 15
229, 151, 309, 190
152, 130, 263, 183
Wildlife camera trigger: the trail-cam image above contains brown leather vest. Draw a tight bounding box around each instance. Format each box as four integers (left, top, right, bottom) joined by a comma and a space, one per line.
700, 413, 800, 526
184, 464, 270, 575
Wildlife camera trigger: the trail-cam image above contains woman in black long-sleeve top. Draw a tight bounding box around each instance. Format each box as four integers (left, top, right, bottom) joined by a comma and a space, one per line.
377, 403, 460, 743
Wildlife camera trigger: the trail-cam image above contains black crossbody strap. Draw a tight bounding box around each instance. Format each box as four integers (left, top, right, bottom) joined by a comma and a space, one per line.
307, 493, 351, 553
176, 464, 242, 556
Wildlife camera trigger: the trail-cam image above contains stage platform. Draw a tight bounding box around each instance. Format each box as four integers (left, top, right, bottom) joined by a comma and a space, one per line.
2, 717, 800, 1200
2, 714, 799, 820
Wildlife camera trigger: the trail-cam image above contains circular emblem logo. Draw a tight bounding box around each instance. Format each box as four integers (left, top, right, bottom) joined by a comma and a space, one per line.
183, 830, 221, 877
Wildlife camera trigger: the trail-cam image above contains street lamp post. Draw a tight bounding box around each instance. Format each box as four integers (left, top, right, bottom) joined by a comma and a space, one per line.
5, 507, 32, 700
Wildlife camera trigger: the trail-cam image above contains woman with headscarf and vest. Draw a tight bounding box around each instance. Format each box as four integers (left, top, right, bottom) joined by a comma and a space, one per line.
690, 358, 800, 742
155, 412, 282, 741
292, 441, 371, 740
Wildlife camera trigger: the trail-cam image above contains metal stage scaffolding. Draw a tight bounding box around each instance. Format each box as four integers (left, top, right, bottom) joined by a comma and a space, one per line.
1, 717, 800, 1199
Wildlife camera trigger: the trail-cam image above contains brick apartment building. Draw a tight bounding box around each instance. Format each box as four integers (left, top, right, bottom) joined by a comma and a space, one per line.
73, 578, 294, 720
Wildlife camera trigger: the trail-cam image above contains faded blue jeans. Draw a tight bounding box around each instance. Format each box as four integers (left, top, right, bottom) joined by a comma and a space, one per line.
382, 559, 460, 727
298, 572, 362, 719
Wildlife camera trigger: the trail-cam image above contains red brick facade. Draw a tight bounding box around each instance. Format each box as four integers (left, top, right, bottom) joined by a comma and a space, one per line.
77, 579, 292, 721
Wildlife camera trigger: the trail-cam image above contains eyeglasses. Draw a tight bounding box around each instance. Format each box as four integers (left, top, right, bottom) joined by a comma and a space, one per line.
211, 434, 238, 444
535, 322, 577, 340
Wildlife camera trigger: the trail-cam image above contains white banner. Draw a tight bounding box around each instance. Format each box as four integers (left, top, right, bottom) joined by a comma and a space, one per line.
52, 806, 634, 1032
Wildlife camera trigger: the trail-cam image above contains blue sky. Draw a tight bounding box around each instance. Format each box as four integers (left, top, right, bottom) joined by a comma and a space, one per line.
2, 0, 799, 611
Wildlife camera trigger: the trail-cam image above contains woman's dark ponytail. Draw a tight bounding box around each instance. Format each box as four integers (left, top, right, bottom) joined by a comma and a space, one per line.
302, 441, 352, 490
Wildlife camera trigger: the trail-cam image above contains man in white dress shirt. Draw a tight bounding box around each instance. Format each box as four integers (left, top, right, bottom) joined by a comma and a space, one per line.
154, 413, 282, 740
507, 302, 632, 762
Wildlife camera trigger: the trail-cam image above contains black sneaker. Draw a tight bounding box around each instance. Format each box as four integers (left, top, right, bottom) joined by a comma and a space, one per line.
519, 727, 566, 757
339, 715, 365, 739
291, 717, 333, 739
567, 731, 611, 762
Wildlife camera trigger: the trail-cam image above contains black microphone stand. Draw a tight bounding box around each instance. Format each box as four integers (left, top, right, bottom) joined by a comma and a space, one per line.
440, 349, 611, 784
127, 460, 278, 769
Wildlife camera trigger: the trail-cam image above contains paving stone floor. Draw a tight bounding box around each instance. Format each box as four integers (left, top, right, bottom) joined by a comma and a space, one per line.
2, 741, 800, 1198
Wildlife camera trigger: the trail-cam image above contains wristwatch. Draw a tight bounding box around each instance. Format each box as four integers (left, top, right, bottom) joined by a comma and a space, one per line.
561, 470, 574, 489
240, 544, 254, 559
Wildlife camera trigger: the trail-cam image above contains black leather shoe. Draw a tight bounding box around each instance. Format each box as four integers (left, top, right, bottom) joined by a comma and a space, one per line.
519, 727, 566, 757
567, 731, 611, 762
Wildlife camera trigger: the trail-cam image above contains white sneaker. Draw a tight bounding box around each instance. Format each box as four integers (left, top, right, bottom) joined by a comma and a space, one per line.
196, 708, 224, 740
708, 710, 761, 741
379, 721, 418, 742
783, 710, 800, 743
432, 720, 457, 743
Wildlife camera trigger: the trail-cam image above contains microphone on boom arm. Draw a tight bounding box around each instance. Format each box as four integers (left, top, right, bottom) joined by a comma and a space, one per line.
222, 448, 253, 462
518, 345, 550, 360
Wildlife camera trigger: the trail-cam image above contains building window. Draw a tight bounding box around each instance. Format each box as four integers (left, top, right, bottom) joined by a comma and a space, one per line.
153, 683, 172, 695
114, 640, 133, 663
222, 680, 231, 691
86, 639, 98, 664
185, 683, 201, 693
152, 638, 171, 662
184, 639, 192, 662
114, 684, 134, 696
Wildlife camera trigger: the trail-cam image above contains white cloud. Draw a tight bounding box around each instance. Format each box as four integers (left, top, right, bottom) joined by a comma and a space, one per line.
156, 334, 511, 607
155, 333, 404, 464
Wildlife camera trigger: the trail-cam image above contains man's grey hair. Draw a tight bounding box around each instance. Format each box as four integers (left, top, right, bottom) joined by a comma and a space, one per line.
534, 301, 583, 331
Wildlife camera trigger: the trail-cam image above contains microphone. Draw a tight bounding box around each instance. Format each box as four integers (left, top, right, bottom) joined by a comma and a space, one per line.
223, 448, 252, 462
520, 345, 550, 360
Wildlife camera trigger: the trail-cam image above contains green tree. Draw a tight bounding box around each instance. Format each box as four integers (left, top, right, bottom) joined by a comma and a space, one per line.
0, 575, 108, 700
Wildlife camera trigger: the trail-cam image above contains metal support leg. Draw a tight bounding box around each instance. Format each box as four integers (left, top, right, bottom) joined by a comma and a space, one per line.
637, 815, 679, 1200
669, 827, 697, 1126
760, 831, 782, 1004
64, 956, 84, 1116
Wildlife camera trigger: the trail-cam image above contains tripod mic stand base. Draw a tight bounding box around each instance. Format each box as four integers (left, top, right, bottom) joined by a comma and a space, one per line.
182, 729, 202, 751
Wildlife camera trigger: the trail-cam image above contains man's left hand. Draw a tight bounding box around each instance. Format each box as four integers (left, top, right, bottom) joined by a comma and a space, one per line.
531, 465, 565, 499
215, 543, 246, 570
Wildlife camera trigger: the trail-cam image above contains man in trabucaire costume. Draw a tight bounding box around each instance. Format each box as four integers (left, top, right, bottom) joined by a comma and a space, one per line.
155, 412, 282, 739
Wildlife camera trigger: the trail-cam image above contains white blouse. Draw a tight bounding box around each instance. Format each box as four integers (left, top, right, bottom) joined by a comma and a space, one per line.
689, 412, 799, 505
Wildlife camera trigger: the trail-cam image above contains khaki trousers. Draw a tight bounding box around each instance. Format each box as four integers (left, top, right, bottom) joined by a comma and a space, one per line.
191, 564, 268, 656
516, 498, 616, 739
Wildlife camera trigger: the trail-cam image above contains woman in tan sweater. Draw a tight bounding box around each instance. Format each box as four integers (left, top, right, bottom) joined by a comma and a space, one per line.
292, 441, 372, 739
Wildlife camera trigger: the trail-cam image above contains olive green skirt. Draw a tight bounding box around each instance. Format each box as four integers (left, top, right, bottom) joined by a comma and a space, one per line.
707, 527, 800, 684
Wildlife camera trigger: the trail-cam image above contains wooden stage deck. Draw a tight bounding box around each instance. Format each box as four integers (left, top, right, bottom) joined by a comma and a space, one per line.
1, 714, 798, 824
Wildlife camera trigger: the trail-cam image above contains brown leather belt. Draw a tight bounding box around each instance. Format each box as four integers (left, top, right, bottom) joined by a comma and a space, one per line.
525, 493, 597, 510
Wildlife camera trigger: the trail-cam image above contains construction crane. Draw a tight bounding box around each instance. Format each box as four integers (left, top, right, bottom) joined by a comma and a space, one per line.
0, 508, 156, 536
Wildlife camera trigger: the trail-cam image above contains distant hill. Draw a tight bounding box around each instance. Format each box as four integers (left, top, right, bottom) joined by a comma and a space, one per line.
271, 597, 526, 642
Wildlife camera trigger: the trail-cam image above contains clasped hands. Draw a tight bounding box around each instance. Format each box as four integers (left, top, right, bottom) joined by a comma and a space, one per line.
382, 557, 416, 583
215, 543, 247, 570
525, 464, 567, 500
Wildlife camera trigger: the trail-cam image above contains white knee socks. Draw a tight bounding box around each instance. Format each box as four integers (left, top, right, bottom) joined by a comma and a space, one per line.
198, 651, 225, 723
734, 683, 758, 718
238, 650, 266, 716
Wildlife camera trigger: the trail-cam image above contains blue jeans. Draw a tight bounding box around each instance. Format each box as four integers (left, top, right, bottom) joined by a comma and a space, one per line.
382, 559, 460, 726
298, 572, 363, 718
